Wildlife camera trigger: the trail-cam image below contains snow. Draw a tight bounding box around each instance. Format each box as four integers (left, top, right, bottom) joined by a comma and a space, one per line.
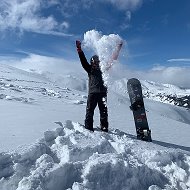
111, 77, 190, 99
0, 38, 190, 189
83, 30, 123, 86
0, 121, 190, 190
141, 80, 190, 97
111, 77, 190, 108
0, 64, 190, 190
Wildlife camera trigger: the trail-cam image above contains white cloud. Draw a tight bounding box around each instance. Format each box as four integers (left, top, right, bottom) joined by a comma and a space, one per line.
125, 11, 132, 21
0, 0, 71, 36
37, 30, 72, 37
117, 65, 190, 88
103, 0, 143, 11
0, 53, 81, 75
81, 0, 94, 9
0, 53, 87, 91
167, 58, 190, 62
98, 0, 142, 30
1, 53, 190, 89
146, 66, 190, 88
61, 21, 70, 30
57, 0, 93, 17
0, 0, 143, 35
56, 0, 142, 18
119, 11, 132, 30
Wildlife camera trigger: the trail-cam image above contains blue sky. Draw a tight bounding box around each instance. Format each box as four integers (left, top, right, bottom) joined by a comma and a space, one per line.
0, 0, 190, 71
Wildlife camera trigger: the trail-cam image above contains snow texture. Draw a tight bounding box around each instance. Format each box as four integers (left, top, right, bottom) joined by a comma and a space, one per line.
0, 120, 190, 190
0, 31, 190, 189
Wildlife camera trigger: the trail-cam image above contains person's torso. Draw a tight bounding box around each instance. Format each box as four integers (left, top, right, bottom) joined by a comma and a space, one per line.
88, 67, 107, 93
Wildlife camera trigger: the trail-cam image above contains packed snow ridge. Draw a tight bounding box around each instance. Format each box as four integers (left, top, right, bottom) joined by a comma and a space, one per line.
0, 120, 190, 190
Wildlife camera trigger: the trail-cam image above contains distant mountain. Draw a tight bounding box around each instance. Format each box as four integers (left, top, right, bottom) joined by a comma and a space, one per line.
111, 78, 190, 109
141, 80, 190, 109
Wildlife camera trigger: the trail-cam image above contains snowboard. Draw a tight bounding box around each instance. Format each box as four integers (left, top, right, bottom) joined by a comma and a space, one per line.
127, 78, 152, 142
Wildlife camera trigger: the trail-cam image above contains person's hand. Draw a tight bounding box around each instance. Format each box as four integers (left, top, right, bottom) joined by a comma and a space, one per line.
76, 40, 82, 52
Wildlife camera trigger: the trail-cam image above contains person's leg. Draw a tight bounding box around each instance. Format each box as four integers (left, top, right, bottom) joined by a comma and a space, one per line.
98, 93, 108, 131
85, 93, 98, 131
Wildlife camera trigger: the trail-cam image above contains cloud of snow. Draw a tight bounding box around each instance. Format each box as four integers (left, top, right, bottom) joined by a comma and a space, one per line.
0, 0, 71, 36
83, 30, 124, 86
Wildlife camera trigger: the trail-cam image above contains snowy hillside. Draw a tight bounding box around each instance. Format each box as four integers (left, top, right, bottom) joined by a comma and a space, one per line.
0, 63, 190, 190
0, 64, 88, 152
0, 121, 190, 190
111, 78, 190, 109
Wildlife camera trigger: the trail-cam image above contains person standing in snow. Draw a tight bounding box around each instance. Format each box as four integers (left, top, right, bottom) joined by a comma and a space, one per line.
76, 40, 123, 132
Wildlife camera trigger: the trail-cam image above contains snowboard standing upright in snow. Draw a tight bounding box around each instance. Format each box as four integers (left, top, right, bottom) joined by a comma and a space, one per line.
127, 78, 152, 141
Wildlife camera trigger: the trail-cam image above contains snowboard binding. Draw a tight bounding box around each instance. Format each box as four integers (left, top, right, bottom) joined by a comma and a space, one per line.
137, 128, 152, 142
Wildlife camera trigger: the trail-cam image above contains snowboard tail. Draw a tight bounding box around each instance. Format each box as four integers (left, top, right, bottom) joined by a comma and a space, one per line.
127, 78, 152, 142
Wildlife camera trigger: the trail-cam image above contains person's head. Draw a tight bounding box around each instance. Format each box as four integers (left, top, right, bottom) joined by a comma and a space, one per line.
90, 55, 100, 69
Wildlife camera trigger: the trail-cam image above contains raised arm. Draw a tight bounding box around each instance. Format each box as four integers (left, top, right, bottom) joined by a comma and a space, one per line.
112, 42, 123, 60
76, 40, 91, 73
106, 41, 123, 70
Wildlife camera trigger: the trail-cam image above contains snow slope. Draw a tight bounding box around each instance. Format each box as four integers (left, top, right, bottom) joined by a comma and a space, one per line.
0, 63, 190, 189
0, 64, 88, 151
0, 121, 190, 190
111, 78, 190, 109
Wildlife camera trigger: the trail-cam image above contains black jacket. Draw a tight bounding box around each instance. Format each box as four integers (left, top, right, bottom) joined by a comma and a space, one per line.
78, 51, 107, 94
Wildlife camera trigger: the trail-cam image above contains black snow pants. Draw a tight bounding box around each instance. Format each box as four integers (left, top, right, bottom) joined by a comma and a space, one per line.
85, 93, 108, 130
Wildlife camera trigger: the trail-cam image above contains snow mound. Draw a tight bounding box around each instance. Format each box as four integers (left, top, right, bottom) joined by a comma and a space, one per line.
0, 120, 190, 190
